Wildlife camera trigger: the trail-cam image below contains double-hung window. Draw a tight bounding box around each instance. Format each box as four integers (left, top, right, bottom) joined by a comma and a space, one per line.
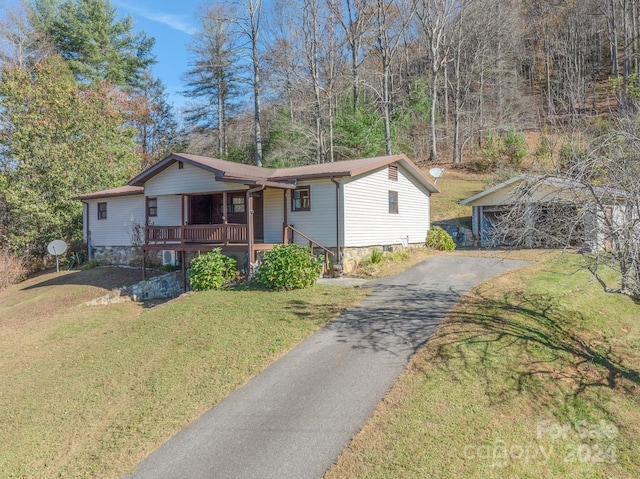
389, 191, 398, 214
148, 198, 158, 217
292, 186, 311, 211
97, 202, 107, 220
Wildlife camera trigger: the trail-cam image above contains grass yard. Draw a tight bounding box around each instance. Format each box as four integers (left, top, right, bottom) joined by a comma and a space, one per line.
0, 268, 367, 478
325, 253, 640, 478
428, 168, 489, 227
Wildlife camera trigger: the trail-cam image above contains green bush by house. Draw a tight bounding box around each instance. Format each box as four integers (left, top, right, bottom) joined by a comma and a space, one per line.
188, 249, 237, 291
255, 244, 323, 290
426, 226, 456, 251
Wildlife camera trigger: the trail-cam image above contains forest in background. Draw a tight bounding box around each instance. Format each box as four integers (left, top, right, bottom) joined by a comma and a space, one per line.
1, 0, 639, 284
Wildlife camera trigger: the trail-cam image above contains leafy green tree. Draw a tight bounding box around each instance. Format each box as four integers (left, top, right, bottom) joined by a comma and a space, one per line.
31, 0, 155, 88
334, 103, 387, 159
0, 55, 139, 254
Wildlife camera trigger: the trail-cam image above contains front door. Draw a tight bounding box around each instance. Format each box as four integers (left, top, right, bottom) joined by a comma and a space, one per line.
190, 195, 224, 224
226, 192, 263, 241
253, 192, 264, 242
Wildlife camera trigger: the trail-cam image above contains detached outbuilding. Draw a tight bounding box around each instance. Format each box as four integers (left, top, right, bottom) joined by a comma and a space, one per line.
76, 153, 439, 274
460, 175, 625, 249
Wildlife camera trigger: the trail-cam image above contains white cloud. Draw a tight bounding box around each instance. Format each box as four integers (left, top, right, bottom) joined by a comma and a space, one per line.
114, 1, 198, 35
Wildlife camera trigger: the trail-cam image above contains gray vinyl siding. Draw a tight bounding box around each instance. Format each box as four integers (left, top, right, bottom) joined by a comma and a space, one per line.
152, 195, 183, 226
288, 180, 338, 248
263, 188, 285, 243
343, 165, 430, 247
145, 162, 248, 196
86, 195, 145, 246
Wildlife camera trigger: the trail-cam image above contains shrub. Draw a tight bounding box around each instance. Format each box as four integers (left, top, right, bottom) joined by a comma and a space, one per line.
426, 226, 456, 251
502, 128, 527, 167
187, 249, 237, 291
370, 249, 384, 264
0, 248, 27, 290
81, 260, 100, 270
160, 264, 179, 273
385, 250, 410, 262
478, 128, 528, 172
255, 244, 323, 290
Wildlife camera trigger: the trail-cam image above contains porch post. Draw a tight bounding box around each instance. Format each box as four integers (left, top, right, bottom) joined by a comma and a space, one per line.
142, 250, 146, 280
222, 192, 228, 224
144, 195, 149, 246
248, 195, 254, 263
181, 194, 185, 225
283, 189, 288, 243
246, 186, 265, 266
181, 251, 186, 292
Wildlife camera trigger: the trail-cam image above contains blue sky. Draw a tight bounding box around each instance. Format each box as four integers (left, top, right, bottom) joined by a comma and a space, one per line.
112, 0, 203, 111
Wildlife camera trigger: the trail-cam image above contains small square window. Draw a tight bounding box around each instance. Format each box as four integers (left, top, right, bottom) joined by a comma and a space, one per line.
292, 186, 311, 211
97, 202, 107, 220
148, 198, 158, 217
389, 191, 398, 214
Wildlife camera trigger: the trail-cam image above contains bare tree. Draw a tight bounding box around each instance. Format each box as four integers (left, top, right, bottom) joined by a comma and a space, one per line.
235, 0, 265, 166
490, 121, 640, 301
184, 3, 241, 158
302, 0, 327, 163
0, 0, 51, 69
264, 0, 303, 121
330, 0, 375, 111
416, 0, 459, 162
372, 0, 415, 155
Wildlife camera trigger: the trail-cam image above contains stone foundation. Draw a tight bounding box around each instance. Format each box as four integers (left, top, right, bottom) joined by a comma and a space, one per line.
92, 242, 435, 278
340, 243, 423, 275
92, 246, 161, 267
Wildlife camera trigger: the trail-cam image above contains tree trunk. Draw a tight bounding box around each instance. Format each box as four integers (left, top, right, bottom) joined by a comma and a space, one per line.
383, 59, 392, 155
429, 70, 438, 161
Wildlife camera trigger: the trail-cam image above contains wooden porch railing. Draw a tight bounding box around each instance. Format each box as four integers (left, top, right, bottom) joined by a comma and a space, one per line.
146, 224, 247, 245
284, 225, 335, 274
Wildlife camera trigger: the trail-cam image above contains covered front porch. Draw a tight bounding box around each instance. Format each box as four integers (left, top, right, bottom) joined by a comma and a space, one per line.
141, 189, 335, 285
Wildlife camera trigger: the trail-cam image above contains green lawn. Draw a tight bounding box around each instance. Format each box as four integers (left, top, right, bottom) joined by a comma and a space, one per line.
325, 253, 640, 478
428, 168, 489, 227
0, 268, 367, 478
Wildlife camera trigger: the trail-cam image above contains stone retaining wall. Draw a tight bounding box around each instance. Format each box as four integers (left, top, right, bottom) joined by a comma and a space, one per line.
433, 222, 477, 248
128, 271, 183, 301
84, 270, 184, 305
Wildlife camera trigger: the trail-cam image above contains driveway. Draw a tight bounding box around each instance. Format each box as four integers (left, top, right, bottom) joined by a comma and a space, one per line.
125, 255, 529, 479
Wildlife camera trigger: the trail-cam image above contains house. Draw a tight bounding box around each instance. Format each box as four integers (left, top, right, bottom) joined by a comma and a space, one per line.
76, 153, 439, 274
460, 174, 624, 249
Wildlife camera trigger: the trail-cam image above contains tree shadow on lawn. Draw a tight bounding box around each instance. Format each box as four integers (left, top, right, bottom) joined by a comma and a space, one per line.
420, 289, 640, 414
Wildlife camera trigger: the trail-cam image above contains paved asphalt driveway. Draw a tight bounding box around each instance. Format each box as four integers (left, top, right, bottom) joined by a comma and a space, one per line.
125, 255, 529, 479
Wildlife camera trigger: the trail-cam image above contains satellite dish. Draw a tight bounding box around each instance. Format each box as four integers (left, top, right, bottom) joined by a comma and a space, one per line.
429, 168, 445, 183
47, 240, 67, 272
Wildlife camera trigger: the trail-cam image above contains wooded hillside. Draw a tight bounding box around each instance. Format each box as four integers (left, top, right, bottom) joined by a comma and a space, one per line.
1, 0, 639, 270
